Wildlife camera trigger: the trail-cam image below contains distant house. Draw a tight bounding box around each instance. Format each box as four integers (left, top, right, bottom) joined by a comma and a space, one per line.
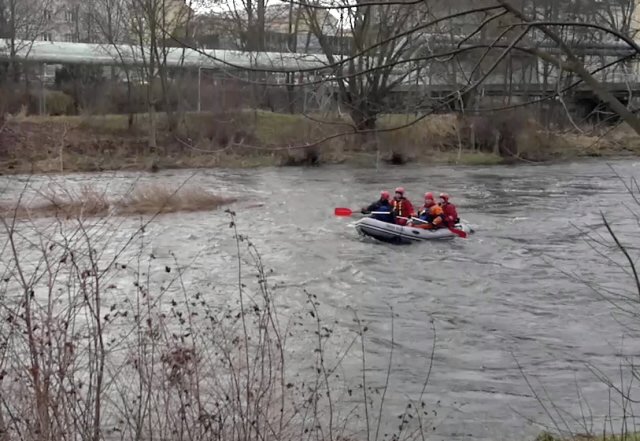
31, 0, 196, 45
127, 0, 196, 46
193, 4, 352, 54
192, 11, 242, 50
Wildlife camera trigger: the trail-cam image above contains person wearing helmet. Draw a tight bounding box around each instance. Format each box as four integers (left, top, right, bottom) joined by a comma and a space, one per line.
390, 187, 415, 226
415, 193, 445, 229
411, 191, 433, 223
361, 190, 395, 223
439, 193, 459, 226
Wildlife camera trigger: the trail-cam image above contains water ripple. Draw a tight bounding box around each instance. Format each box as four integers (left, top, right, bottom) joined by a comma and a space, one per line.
1, 160, 639, 441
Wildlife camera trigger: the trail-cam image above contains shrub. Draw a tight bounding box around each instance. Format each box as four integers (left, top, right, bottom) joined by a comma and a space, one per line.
0, 183, 235, 219
34, 91, 76, 116
116, 183, 237, 215
0, 205, 439, 441
279, 146, 320, 166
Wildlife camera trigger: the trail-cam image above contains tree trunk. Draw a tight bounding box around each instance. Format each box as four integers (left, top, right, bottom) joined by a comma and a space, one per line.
147, 79, 157, 149
350, 104, 377, 130
286, 76, 295, 114
0, 402, 7, 441
149, 103, 157, 149
497, 0, 640, 135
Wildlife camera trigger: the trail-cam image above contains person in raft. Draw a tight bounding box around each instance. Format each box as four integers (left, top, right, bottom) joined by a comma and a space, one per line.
390, 187, 415, 226
414, 193, 445, 229
361, 190, 395, 223
439, 193, 459, 226
411, 192, 434, 224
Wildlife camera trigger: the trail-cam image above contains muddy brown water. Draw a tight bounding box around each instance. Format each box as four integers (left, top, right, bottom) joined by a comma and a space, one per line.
2, 158, 640, 440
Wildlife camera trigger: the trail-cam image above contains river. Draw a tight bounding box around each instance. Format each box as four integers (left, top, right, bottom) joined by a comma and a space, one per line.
1, 158, 640, 441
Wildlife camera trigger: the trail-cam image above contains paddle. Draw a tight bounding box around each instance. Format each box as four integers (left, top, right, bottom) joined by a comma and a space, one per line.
334, 207, 391, 217
334, 207, 359, 217
447, 226, 468, 238
405, 216, 468, 238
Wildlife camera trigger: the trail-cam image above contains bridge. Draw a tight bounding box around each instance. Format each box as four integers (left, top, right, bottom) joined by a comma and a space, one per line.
1, 38, 638, 73
0, 39, 332, 72
2, 37, 640, 119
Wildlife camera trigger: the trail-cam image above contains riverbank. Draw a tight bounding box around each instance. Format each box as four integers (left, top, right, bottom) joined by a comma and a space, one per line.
1, 110, 638, 174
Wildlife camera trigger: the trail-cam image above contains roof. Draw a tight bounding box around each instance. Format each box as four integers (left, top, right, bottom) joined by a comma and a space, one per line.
0, 38, 331, 71
1, 37, 632, 73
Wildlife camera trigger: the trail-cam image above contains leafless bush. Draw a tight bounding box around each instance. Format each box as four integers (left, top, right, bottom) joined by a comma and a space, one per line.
116, 184, 237, 215
0, 183, 235, 219
37, 184, 111, 217
0, 188, 438, 441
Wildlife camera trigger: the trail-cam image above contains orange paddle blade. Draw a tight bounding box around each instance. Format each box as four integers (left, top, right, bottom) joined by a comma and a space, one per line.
334, 207, 355, 216
448, 227, 467, 238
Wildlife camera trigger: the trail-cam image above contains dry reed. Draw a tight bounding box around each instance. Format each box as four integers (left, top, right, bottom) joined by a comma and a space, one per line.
0, 183, 235, 219
40, 184, 111, 217
116, 184, 236, 215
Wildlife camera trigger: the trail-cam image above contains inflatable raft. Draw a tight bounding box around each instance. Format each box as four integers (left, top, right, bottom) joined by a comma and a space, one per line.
354, 217, 473, 244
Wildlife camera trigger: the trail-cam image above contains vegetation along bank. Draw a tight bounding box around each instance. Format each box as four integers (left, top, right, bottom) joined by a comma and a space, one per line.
1, 110, 639, 175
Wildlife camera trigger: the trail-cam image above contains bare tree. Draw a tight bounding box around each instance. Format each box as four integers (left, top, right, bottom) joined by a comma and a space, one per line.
0, 0, 55, 88
210, 0, 277, 111
293, 0, 530, 130
492, 0, 640, 135
145, 0, 637, 135
0, 0, 54, 81
127, 0, 195, 147
87, 0, 139, 125
86, 0, 129, 47
302, 0, 420, 129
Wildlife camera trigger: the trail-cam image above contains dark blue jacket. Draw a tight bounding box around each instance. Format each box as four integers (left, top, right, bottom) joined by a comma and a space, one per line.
364, 199, 395, 223
418, 208, 432, 222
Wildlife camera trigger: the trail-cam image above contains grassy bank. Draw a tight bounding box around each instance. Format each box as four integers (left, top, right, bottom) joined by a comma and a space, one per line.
1, 110, 638, 174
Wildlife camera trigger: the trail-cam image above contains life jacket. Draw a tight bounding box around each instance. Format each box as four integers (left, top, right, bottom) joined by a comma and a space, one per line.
431, 205, 443, 214
429, 205, 445, 227
419, 204, 444, 227
392, 198, 413, 217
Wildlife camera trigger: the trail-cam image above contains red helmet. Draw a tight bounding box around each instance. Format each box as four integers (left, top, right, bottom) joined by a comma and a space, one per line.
439, 193, 449, 202
395, 187, 405, 195
380, 190, 390, 200
424, 192, 434, 200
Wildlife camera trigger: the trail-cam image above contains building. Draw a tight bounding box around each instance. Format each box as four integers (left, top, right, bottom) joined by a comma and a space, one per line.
31, 0, 196, 45
0, 0, 194, 81
193, 4, 351, 54
4, 0, 640, 92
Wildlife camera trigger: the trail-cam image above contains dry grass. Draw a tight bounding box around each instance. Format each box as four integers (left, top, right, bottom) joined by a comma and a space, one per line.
0, 185, 110, 219
0, 184, 235, 219
4, 110, 463, 151
117, 184, 236, 215
40, 185, 111, 218
2, 110, 635, 174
